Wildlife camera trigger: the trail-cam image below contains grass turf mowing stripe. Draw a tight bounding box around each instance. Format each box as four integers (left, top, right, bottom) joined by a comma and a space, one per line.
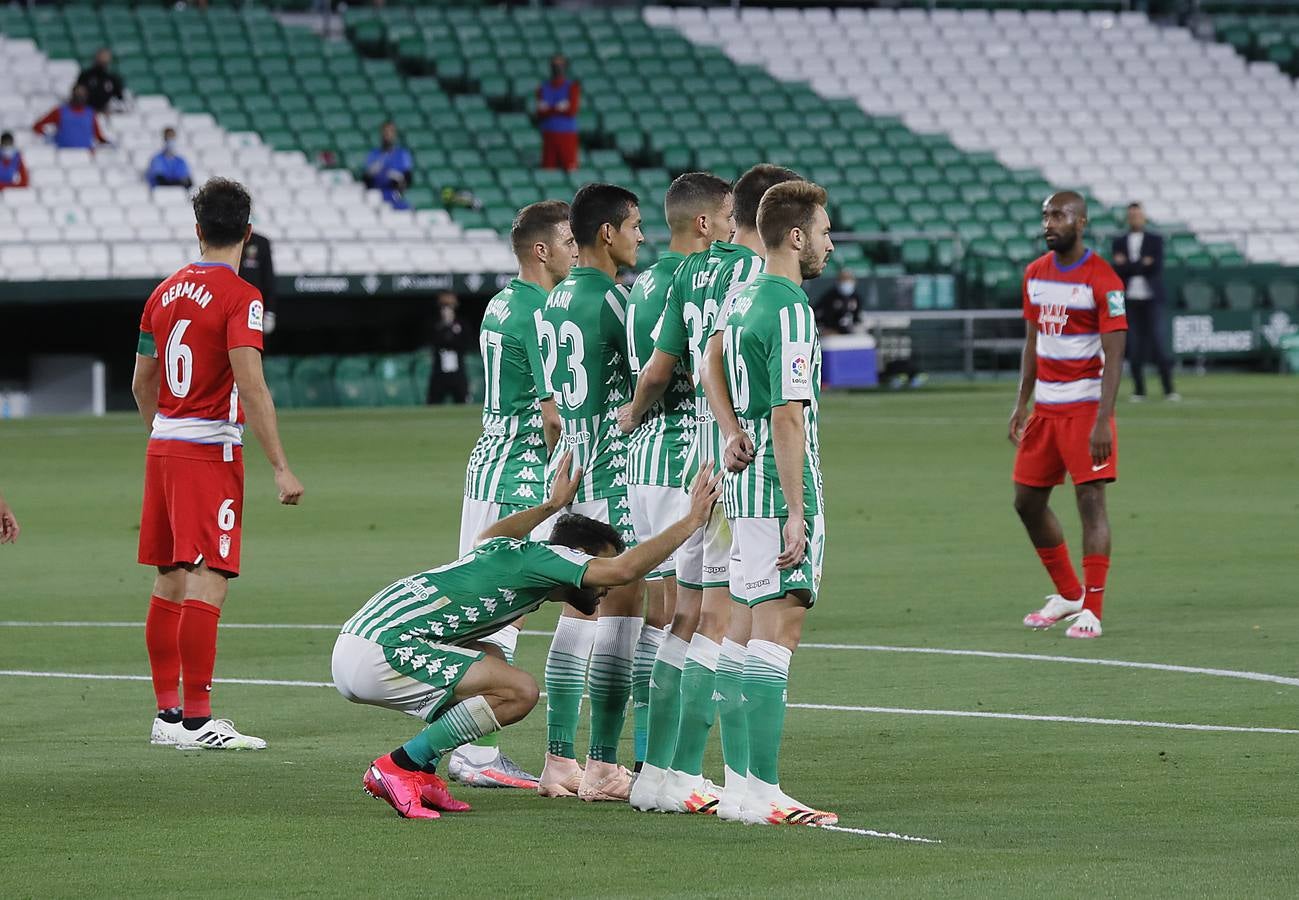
5, 621, 1297, 688
3, 669, 1296, 735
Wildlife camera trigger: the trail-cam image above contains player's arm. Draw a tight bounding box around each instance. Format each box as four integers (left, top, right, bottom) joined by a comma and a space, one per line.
0, 490, 19, 544
540, 397, 561, 454
131, 351, 159, 430
618, 348, 679, 434
771, 400, 808, 569
1010, 274, 1037, 446
582, 469, 723, 587
1091, 330, 1126, 466
481, 451, 581, 542
229, 347, 304, 505
702, 332, 753, 472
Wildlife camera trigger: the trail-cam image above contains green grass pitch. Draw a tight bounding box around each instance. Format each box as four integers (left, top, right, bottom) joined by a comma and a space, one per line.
1, 375, 1296, 897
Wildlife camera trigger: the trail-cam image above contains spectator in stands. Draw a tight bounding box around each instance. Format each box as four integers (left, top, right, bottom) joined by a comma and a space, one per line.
239, 231, 277, 335
1112, 202, 1178, 401
146, 128, 193, 189
362, 121, 413, 211
815, 268, 863, 334
33, 85, 109, 150
0, 132, 29, 190
76, 47, 125, 114
536, 54, 580, 171
427, 292, 469, 405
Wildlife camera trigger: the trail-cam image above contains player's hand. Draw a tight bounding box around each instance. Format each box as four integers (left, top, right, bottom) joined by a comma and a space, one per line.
777, 516, 807, 570
1141, 256, 1154, 267
1113, 253, 1127, 265
616, 404, 641, 435
0, 495, 19, 544
1008, 405, 1030, 446
546, 451, 582, 511
685, 464, 724, 529
723, 430, 755, 473
275, 468, 305, 505
1089, 418, 1113, 468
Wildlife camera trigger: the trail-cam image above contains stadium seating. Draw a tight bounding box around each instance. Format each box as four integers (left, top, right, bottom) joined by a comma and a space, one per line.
650, 5, 1299, 271
0, 7, 514, 280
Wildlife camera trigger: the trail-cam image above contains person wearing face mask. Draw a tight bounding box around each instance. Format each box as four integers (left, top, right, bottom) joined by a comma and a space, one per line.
0, 133, 29, 190
814, 268, 862, 335
536, 54, 580, 171
427, 292, 470, 405
362, 120, 414, 210
76, 47, 125, 114
146, 128, 194, 189
33, 85, 109, 150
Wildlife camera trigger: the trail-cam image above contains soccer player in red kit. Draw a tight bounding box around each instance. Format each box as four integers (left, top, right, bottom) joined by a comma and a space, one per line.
1009, 192, 1126, 640
132, 177, 305, 749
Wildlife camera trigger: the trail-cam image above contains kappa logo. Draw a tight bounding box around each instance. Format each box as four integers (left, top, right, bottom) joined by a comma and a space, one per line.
786, 570, 807, 584
711, 691, 725, 703
745, 578, 772, 590
461, 606, 480, 623
218, 533, 231, 559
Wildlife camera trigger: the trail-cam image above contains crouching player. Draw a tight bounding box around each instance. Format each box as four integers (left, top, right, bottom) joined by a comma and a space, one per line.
331, 453, 724, 820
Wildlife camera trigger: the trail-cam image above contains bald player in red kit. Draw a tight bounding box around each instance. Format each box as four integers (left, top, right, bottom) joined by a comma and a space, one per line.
1009, 191, 1126, 640
133, 177, 304, 750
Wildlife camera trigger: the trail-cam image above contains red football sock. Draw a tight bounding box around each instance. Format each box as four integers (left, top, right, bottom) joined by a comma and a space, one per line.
1035, 543, 1082, 601
1082, 555, 1110, 619
145, 596, 182, 710
179, 599, 222, 719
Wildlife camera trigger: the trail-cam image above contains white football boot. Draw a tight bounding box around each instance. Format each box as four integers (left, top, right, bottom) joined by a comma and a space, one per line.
1023, 593, 1083, 629
150, 717, 183, 746
174, 718, 267, 750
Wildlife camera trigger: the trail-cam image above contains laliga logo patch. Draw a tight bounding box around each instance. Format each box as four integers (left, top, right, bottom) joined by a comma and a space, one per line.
247, 300, 264, 332
790, 355, 809, 383
219, 533, 231, 559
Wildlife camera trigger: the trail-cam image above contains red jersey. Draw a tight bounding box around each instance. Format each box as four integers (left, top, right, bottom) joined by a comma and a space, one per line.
139, 262, 264, 461
1022, 249, 1127, 418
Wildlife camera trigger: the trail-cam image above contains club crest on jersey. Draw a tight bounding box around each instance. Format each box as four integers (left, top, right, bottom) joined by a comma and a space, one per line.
1107, 290, 1126, 317
218, 533, 231, 558
247, 300, 264, 332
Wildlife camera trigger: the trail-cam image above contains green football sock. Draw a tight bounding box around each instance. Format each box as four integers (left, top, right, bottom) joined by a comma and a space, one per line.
643, 633, 689, 770
632, 623, 666, 763
742, 639, 792, 787
586, 616, 640, 763
671, 634, 721, 777
402, 697, 501, 769
544, 617, 595, 759
715, 638, 749, 782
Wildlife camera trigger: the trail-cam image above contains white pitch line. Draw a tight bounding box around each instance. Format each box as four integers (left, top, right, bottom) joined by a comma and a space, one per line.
2, 669, 1295, 735
815, 824, 942, 844
4, 620, 1298, 688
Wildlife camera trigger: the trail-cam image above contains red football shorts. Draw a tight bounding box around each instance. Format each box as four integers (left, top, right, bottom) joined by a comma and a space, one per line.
139, 453, 245, 576
541, 131, 579, 171
1013, 413, 1118, 488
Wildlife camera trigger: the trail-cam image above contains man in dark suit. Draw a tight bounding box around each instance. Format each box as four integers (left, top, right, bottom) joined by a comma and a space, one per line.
1111, 203, 1178, 401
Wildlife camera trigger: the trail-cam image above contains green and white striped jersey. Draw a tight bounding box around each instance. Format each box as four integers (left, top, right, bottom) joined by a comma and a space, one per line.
655, 241, 763, 475
541, 266, 633, 502
464, 279, 553, 506
341, 537, 592, 647
625, 251, 694, 488
717, 273, 823, 519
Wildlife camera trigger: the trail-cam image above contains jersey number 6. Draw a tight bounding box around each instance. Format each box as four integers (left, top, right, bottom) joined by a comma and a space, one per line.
165, 319, 194, 399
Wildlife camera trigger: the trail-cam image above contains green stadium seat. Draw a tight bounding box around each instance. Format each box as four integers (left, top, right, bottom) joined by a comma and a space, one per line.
262, 356, 295, 408
1268, 280, 1299, 312
1222, 281, 1260, 311
375, 354, 421, 406
335, 356, 380, 407
1181, 281, 1219, 312
292, 357, 339, 407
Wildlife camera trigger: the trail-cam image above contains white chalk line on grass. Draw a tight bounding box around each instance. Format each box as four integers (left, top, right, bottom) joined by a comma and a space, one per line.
2, 669, 1296, 736
815, 824, 941, 844
6, 620, 1296, 689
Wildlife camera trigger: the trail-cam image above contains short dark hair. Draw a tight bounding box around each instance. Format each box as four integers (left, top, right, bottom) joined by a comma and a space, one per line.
0, 131, 13, 144
570, 183, 639, 247
757, 181, 829, 252
511, 199, 571, 258
192, 177, 252, 249
733, 164, 803, 231
549, 513, 625, 556
1127, 202, 1142, 210
664, 172, 732, 231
